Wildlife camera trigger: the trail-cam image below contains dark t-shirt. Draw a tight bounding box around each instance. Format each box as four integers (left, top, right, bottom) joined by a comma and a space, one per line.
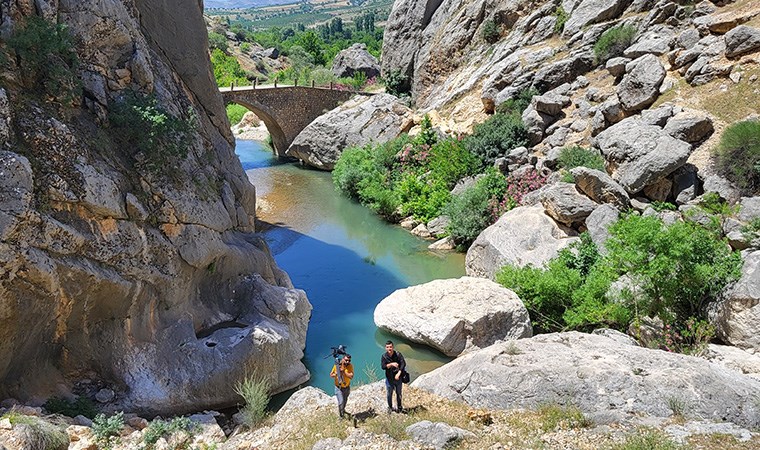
380, 350, 406, 382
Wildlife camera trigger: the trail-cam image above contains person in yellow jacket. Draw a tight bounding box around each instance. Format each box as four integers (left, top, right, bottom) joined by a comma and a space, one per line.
330, 354, 354, 418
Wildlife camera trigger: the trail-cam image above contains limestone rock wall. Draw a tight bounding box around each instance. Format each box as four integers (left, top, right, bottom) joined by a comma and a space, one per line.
0, 0, 311, 415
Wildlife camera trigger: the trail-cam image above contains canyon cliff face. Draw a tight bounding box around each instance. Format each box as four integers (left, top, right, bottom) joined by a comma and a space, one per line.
0, 0, 310, 415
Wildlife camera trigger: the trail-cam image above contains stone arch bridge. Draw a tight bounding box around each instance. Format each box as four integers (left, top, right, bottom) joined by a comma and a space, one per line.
220, 85, 370, 156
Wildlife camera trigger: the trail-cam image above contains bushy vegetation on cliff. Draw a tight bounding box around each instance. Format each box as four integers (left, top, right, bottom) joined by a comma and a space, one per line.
497, 213, 742, 354
3, 16, 80, 104
712, 119, 760, 195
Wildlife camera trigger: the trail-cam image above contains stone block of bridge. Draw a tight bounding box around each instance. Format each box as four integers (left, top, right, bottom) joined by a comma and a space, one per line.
221, 86, 363, 157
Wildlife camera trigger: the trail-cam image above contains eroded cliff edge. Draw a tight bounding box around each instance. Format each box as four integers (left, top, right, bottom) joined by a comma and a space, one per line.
0, 0, 311, 415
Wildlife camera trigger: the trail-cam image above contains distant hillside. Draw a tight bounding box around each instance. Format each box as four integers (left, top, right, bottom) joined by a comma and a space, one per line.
204, 0, 293, 9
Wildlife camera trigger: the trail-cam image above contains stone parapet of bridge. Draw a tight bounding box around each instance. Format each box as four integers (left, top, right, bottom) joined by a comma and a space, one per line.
221, 86, 367, 157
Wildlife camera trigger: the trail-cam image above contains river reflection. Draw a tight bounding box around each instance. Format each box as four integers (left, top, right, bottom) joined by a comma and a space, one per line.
237, 139, 465, 392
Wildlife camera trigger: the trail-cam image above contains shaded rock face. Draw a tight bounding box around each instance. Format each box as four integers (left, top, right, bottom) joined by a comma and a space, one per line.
0, 1, 310, 415
286, 94, 412, 170
331, 43, 381, 79
413, 332, 760, 427
709, 251, 760, 351
374, 277, 532, 356
465, 205, 579, 279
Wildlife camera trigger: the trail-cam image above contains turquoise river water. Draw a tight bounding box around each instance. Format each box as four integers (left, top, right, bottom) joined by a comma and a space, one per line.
236, 139, 466, 393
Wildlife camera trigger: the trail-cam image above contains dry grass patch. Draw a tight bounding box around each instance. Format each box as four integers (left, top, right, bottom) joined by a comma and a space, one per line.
652, 65, 760, 125
279, 412, 349, 450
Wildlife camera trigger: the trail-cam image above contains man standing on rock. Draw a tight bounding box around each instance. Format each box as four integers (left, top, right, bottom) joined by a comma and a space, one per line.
381, 340, 406, 413
330, 353, 354, 418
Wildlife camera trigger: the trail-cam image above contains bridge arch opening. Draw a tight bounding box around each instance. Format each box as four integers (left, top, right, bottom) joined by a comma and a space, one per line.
225, 99, 288, 156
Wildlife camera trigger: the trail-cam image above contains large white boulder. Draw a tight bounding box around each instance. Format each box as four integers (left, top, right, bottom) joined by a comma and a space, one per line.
465, 205, 579, 279
412, 331, 760, 427
286, 94, 412, 170
374, 277, 532, 357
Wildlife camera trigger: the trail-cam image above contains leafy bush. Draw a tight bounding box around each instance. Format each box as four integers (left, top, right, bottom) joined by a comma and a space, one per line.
208, 32, 228, 52
240, 42, 251, 53
334, 130, 479, 223
211, 48, 248, 88
594, 25, 637, 63
108, 91, 194, 177
464, 113, 528, 167
497, 233, 624, 332
712, 119, 760, 194
651, 201, 677, 212
44, 396, 97, 419
382, 69, 409, 97
342, 70, 367, 90
93, 412, 124, 450
7, 16, 80, 103
235, 375, 271, 427
142, 417, 197, 450
482, 19, 500, 44
444, 168, 508, 245
604, 215, 742, 323
553, 7, 569, 35
556, 146, 606, 172
333, 144, 385, 200
495, 88, 538, 116
226, 104, 248, 126
497, 214, 741, 339
2, 412, 69, 450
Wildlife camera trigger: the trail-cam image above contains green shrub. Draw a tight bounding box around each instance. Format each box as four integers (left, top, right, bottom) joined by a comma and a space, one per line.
235, 375, 271, 427
108, 91, 194, 177
382, 69, 409, 97
226, 104, 248, 126
497, 214, 740, 338
142, 417, 197, 450
310, 67, 337, 86
397, 172, 450, 222
44, 396, 97, 419
651, 201, 677, 212
7, 16, 80, 103
333, 145, 384, 200
2, 412, 68, 450
342, 71, 368, 90
482, 19, 500, 44
240, 42, 251, 53
605, 215, 742, 323
556, 146, 606, 172
92, 412, 123, 450
444, 168, 508, 245
208, 32, 228, 52
426, 138, 481, 188
464, 113, 528, 167
497, 233, 624, 332
554, 7, 569, 35
495, 88, 538, 116
211, 48, 248, 88
594, 25, 637, 63
712, 119, 760, 194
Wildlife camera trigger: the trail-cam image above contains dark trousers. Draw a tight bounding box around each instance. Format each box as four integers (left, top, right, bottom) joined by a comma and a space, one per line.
335, 385, 350, 417
385, 378, 402, 411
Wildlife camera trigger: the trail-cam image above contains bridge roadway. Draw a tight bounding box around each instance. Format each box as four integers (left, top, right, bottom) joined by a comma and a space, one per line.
220, 85, 371, 157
